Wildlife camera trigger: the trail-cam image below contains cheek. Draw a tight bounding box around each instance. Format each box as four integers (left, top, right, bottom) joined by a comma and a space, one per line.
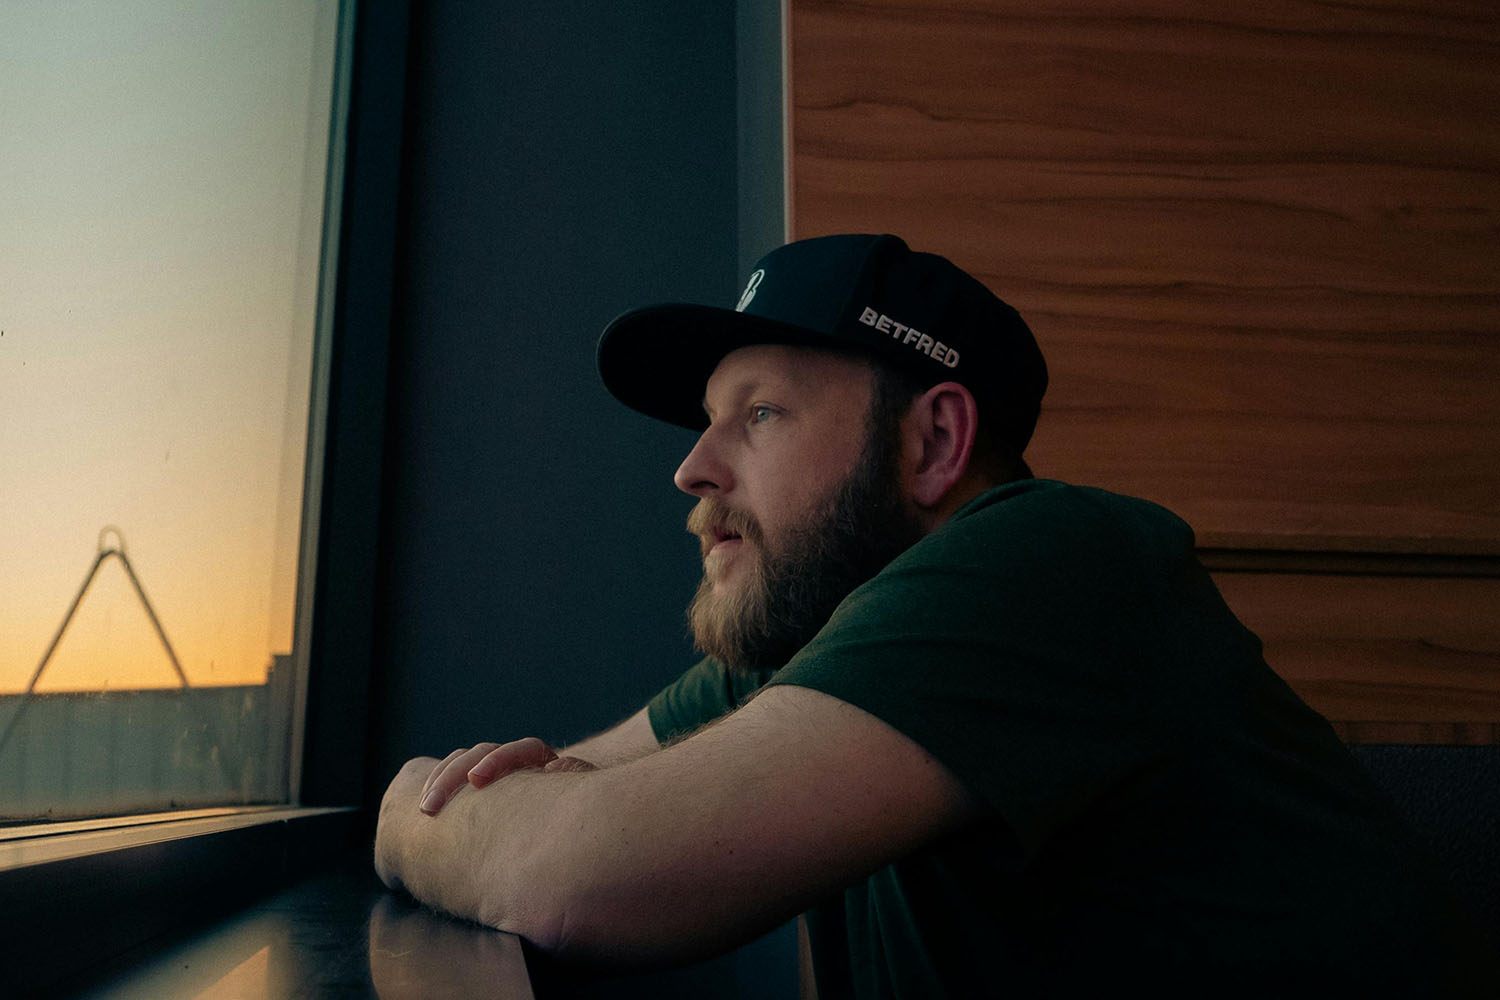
763, 451, 857, 526
753, 496, 819, 559
738, 424, 864, 537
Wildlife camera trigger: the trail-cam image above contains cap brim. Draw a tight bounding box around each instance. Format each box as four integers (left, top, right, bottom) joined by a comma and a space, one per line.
597, 303, 842, 431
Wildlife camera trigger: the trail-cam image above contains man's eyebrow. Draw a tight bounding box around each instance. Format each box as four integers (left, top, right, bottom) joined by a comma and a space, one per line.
701, 381, 750, 422
702, 375, 781, 423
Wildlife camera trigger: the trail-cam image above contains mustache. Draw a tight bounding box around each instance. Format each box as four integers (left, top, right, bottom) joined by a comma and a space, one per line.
686, 498, 764, 557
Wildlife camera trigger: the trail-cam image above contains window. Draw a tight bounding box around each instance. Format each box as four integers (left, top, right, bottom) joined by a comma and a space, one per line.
0, 1, 345, 823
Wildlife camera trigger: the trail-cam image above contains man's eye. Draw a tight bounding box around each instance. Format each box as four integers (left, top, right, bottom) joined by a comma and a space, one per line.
750, 405, 776, 424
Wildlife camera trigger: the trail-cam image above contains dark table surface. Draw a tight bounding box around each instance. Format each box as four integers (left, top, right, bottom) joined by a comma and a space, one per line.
75, 856, 534, 999
67, 853, 795, 999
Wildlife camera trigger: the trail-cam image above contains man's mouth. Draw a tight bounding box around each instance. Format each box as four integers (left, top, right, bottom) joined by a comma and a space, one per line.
687, 500, 759, 561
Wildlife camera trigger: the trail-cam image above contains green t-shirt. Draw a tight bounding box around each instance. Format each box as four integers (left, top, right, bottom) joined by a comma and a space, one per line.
647, 480, 1482, 997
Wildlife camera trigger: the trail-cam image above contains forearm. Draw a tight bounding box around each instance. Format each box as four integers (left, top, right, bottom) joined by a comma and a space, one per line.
376, 750, 787, 964
557, 705, 659, 767
377, 759, 743, 960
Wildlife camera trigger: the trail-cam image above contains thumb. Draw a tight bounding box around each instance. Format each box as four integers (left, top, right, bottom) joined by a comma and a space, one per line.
542, 755, 598, 773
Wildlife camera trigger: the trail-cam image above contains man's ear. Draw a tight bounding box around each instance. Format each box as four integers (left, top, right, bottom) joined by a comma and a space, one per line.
904, 381, 979, 510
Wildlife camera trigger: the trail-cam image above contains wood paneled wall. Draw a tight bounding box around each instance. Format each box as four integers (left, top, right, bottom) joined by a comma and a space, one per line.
788, 0, 1500, 742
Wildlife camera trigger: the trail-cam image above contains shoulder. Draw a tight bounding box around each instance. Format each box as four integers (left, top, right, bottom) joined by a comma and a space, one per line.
948, 478, 1192, 541
893, 479, 1198, 584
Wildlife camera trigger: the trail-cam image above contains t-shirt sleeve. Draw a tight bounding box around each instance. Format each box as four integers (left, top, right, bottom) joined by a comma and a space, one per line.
764, 485, 1219, 853
646, 657, 776, 745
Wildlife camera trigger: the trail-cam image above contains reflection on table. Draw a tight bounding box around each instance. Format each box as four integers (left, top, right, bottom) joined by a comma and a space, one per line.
74, 854, 794, 999
369, 893, 532, 999
77, 858, 532, 999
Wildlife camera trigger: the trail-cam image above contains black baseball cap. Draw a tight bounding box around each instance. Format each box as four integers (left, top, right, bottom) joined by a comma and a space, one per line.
597, 233, 1048, 453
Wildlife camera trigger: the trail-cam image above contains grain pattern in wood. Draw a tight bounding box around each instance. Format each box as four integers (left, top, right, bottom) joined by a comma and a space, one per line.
1214, 572, 1500, 743
788, 0, 1500, 551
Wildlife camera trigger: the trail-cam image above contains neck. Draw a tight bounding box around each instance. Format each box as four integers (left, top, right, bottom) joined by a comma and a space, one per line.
917, 469, 1005, 535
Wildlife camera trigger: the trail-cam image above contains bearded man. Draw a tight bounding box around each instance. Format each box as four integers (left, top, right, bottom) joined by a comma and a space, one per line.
375, 235, 1488, 997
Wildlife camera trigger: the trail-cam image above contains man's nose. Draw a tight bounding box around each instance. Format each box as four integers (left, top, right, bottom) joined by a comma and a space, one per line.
674, 427, 733, 497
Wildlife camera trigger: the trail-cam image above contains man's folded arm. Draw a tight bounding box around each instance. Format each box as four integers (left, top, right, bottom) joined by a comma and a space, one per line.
374, 684, 976, 964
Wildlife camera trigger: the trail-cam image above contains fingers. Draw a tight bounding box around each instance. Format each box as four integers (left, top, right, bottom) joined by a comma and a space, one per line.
421, 749, 470, 801
468, 737, 558, 788
419, 744, 501, 815
417, 738, 562, 815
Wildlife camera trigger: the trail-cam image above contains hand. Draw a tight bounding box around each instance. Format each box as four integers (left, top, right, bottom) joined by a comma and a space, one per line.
418, 738, 597, 815
375, 755, 436, 891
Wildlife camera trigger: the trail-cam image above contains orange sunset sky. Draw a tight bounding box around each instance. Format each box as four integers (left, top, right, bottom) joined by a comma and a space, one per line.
0, 1, 339, 694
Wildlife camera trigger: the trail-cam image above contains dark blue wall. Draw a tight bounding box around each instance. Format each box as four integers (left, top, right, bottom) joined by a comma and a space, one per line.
366, 4, 794, 994
376, 3, 739, 770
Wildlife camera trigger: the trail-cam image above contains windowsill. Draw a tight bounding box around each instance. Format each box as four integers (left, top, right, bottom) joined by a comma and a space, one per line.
0, 805, 351, 871
0, 803, 364, 996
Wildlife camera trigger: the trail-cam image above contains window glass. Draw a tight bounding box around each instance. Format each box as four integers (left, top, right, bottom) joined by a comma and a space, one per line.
0, 0, 343, 821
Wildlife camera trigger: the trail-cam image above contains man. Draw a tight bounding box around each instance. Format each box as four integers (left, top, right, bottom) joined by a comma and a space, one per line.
376, 234, 1488, 996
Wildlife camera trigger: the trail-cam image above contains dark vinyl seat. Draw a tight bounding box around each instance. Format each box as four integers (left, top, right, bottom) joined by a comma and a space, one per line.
1349, 745, 1500, 945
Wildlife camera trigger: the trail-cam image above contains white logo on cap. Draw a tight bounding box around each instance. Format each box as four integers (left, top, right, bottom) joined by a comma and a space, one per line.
858, 306, 960, 368
736, 269, 765, 312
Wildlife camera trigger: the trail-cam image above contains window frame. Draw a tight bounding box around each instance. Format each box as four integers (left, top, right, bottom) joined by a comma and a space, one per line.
0, 2, 410, 994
